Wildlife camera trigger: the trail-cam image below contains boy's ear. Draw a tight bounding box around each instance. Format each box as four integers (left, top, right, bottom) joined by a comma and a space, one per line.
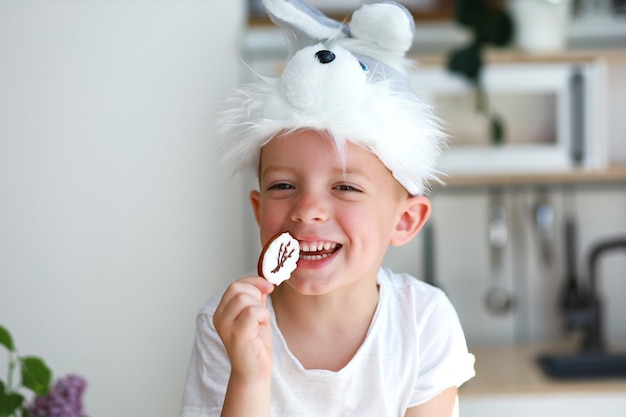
250, 190, 262, 226
390, 196, 431, 246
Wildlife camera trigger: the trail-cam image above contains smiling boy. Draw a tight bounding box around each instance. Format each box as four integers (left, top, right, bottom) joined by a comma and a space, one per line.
179, 1, 474, 416
181, 128, 474, 417
252, 130, 425, 297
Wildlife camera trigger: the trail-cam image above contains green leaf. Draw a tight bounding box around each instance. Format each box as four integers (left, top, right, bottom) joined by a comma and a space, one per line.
454, 0, 489, 28
491, 115, 506, 146
20, 356, 52, 396
476, 9, 514, 47
0, 381, 24, 417
447, 44, 483, 83
0, 325, 15, 351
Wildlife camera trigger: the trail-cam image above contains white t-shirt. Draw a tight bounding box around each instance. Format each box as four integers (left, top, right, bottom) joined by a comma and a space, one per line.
179, 268, 475, 417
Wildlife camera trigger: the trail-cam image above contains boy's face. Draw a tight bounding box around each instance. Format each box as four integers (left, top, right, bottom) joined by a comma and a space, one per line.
250, 129, 430, 296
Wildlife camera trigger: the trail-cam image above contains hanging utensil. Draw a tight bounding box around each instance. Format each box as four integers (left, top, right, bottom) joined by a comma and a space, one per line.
422, 222, 441, 289
485, 191, 515, 315
533, 191, 556, 265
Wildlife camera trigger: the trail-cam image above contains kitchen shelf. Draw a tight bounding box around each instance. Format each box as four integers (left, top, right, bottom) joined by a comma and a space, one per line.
412, 47, 626, 68
436, 164, 626, 189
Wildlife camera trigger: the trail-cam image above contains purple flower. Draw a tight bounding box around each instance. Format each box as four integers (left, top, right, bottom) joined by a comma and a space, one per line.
27, 374, 88, 417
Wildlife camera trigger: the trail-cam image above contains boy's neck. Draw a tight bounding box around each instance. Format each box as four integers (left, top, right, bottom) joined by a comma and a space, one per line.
271, 279, 379, 327
270, 280, 380, 371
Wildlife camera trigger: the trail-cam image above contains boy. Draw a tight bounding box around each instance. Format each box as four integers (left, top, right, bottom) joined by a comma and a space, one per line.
180, 1, 474, 416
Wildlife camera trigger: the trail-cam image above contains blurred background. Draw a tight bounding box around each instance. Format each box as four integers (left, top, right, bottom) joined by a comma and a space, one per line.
1, 1, 625, 416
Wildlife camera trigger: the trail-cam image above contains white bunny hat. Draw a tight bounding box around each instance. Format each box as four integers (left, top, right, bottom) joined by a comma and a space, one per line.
218, 0, 446, 195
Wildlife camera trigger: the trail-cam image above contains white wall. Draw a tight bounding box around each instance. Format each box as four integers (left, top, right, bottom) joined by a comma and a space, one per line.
0, 1, 247, 416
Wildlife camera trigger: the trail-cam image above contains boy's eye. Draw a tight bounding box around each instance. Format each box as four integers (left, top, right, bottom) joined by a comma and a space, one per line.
334, 184, 361, 192
267, 182, 294, 191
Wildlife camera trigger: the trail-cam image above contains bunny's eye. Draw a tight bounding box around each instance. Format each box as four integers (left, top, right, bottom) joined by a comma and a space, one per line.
315, 50, 336, 64
359, 61, 368, 72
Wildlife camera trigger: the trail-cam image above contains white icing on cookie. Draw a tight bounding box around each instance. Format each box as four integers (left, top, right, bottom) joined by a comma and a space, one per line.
258, 232, 299, 285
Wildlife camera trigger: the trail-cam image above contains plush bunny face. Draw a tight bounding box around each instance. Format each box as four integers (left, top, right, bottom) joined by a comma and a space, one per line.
218, 0, 446, 195
281, 44, 368, 114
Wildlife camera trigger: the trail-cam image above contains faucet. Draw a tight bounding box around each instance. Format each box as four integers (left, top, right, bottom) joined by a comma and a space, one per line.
562, 237, 626, 353
563, 237, 626, 353
537, 235, 626, 380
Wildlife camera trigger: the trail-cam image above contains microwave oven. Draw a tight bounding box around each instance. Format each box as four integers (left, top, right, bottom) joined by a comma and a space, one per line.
410, 56, 607, 176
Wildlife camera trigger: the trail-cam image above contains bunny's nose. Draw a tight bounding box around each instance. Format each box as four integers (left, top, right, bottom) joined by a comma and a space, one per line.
315, 50, 336, 64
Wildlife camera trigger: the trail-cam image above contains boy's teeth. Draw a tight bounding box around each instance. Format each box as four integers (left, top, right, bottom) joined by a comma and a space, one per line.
298, 242, 339, 261
300, 253, 332, 261
300, 241, 337, 253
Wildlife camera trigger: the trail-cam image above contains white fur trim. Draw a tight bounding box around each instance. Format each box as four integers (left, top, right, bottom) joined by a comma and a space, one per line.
218, 43, 446, 196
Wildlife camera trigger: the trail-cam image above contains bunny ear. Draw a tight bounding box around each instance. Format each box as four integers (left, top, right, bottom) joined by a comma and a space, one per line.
262, 0, 348, 55
349, 1, 415, 55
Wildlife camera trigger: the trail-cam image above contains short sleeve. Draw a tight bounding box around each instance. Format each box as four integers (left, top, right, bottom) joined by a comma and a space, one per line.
179, 308, 231, 417
409, 292, 475, 407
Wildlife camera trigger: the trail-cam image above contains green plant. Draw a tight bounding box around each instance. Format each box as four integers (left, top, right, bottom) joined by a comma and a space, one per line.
0, 324, 52, 417
447, 0, 514, 145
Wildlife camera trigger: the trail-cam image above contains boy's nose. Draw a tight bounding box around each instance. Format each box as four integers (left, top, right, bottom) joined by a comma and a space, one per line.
290, 191, 329, 224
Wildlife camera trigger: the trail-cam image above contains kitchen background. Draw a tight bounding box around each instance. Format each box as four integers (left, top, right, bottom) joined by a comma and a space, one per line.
1, 1, 625, 416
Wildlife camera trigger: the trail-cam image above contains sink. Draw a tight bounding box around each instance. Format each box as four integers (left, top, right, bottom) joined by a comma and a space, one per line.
537, 352, 626, 379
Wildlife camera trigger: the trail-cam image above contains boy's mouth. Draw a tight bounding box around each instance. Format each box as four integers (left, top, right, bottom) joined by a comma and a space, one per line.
298, 241, 341, 261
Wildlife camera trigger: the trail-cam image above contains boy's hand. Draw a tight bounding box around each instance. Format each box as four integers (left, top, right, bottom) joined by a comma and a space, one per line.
213, 276, 275, 382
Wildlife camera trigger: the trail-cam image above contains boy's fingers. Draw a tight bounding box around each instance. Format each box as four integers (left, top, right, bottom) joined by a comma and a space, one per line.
233, 304, 271, 333
235, 276, 275, 294
219, 277, 272, 310
214, 276, 274, 331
